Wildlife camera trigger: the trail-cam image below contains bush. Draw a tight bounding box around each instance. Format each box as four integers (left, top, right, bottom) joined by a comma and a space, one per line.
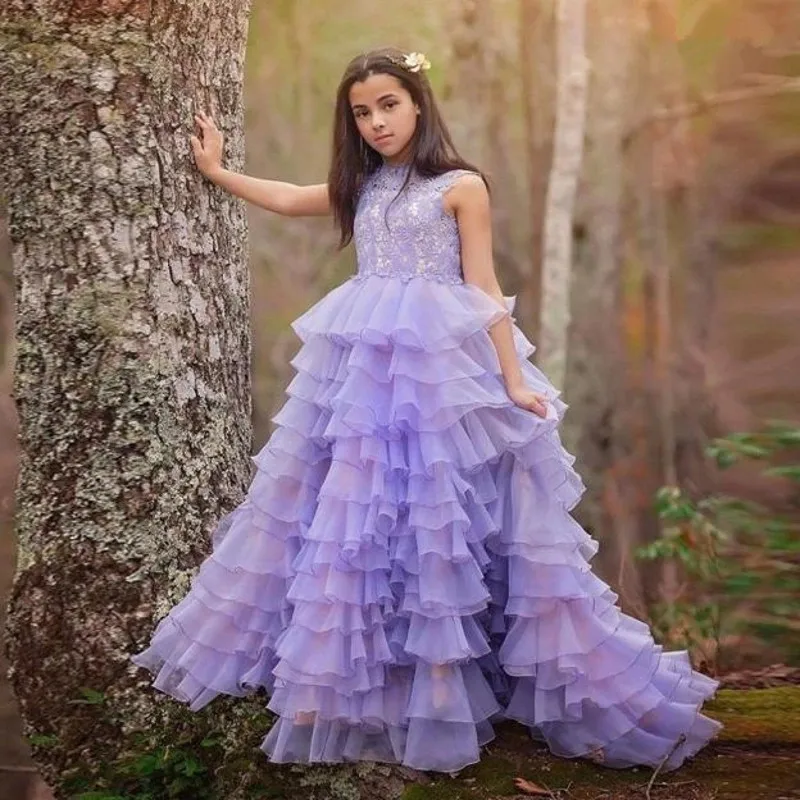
636, 420, 800, 672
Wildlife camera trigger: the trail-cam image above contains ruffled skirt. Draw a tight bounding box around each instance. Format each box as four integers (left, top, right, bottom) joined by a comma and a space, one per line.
131, 274, 721, 773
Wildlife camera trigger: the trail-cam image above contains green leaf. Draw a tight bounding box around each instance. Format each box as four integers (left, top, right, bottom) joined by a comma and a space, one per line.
711, 448, 738, 469
133, 754, 161, 776
181, 758, 206, 777
725, 572, 761, 595
764, 420, 800, 445
77, 687, 106, 705
768, 529, 800, 552
28, 733, 60, 748
764, 465, 800, 481
737, 443, 772, 459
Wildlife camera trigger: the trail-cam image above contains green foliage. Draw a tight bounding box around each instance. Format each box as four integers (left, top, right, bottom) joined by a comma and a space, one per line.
64, 728, 222, 800
28, 732, 61, 749
637, 420, 800, 670
54, 691, 280, 800
69, 687, 107, 706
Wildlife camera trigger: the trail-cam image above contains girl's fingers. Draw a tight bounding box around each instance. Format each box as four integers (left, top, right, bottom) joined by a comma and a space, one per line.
194, 111, 215, 130
530, 396, 547, 417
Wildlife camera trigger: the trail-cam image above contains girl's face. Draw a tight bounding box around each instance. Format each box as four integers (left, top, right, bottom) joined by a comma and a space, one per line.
349, 72, 419, 165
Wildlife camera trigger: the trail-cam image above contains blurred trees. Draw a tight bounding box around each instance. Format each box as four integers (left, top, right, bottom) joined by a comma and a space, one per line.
242, 0, 799, 635
564, 0, 646, 606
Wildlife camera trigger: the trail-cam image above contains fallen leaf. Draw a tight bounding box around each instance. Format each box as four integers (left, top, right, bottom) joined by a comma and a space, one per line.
513, 777, 550, 796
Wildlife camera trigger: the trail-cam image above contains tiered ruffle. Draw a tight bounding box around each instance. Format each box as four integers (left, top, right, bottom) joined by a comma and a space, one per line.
132, 274, 720, 773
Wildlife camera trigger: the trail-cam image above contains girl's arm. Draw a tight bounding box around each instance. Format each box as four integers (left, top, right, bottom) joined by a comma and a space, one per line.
190, 112, 331, 217
447, 175, 548, 418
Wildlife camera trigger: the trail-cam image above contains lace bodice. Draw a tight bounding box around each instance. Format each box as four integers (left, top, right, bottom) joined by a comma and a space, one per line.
353, 164, 475, 285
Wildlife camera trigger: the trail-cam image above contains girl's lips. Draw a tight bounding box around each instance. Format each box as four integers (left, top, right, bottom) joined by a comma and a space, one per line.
374, 134, 393, 144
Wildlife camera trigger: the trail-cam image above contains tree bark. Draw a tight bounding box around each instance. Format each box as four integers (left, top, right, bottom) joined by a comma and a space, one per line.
539, 0, 589, 387
0, 0, 252, 781
447, 0, 491, 166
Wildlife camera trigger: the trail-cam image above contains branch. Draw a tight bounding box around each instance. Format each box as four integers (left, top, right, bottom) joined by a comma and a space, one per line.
645, 734, 687, 800
627, 78, 800, 139
738, 612, 800, 632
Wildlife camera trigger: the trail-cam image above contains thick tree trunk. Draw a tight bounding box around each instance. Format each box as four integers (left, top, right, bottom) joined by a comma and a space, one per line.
0, 0, 252, 781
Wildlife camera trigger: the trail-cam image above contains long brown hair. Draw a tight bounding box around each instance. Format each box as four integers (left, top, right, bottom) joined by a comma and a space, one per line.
328, 46, 485, 248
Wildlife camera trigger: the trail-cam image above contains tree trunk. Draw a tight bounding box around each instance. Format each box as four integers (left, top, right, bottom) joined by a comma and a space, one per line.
640, 0, 725, 502
0, 0, 252, 782
519, 0, 556, 345
539, 0, 589, 387
483, 3, 518, 284
634, 1, 692, 606
563, 2, 644, 603
448, 0, 491, 165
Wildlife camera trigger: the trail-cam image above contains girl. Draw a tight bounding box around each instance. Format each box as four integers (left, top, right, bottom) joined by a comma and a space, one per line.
132, 47, 721, 775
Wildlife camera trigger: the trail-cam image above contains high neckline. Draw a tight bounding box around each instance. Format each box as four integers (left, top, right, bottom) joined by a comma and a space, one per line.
381, 160, 412, 172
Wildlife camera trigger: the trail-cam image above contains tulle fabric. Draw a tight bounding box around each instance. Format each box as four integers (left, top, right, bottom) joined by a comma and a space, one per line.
132, 275, 721, 773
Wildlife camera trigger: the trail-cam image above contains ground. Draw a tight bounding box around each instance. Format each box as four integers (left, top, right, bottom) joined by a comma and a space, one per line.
398, 688, 800, 800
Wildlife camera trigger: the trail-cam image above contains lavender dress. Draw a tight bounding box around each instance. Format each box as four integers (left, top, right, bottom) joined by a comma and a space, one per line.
132, 163, 721, 773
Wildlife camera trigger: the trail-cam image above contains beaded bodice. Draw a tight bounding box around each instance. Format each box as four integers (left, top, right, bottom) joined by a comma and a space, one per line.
353, 164, 475, 285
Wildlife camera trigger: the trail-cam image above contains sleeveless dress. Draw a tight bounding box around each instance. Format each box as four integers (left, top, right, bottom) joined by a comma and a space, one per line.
131, 163, 721, 773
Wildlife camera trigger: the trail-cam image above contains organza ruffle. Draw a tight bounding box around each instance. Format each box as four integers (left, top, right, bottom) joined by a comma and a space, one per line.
131, 275, 720, 773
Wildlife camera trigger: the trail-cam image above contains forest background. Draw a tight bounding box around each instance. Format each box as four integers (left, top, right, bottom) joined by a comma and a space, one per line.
0, 0, 798, 798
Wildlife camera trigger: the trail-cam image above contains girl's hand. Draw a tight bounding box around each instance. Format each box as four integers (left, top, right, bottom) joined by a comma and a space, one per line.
507, 383, 549, 418
190, 111, 224, 178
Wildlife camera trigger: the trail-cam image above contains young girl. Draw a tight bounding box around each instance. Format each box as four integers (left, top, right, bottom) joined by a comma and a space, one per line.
132, 46, 721, 775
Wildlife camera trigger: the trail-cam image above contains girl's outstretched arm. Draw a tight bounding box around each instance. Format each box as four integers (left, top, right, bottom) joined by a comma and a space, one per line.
191, 111, 331, 217
447, 175, 548, 418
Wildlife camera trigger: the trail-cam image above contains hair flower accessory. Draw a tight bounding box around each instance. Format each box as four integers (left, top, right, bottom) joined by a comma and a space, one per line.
403, 52, 431, 73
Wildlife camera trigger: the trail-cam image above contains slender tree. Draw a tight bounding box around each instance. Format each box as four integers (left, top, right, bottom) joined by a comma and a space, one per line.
539, 0, 589, 386
518, 0, 556, 343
